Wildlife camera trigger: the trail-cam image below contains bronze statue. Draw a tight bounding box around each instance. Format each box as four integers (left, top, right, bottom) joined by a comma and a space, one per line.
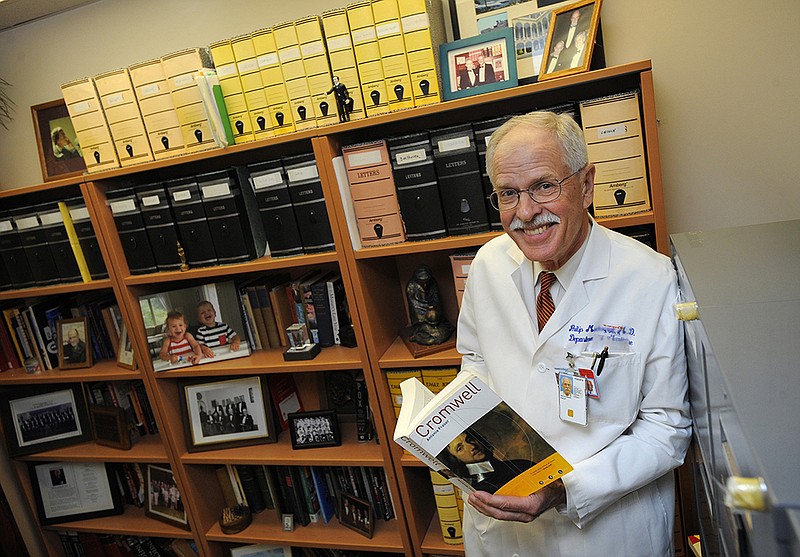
405, 265, 454, 345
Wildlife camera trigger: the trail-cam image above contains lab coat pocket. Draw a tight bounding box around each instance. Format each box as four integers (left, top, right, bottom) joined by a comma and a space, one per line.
587, 352, 642, 426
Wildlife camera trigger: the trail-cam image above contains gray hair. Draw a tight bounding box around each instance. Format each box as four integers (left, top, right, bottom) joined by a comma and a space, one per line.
485, 111, 588, 185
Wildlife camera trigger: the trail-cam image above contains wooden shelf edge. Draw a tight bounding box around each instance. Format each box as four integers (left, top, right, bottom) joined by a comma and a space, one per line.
0, 278, 114, 301
41, 505, 193, 538
379, 336, 462, 368
19, 435, 169, 462
0, 359, 143, 384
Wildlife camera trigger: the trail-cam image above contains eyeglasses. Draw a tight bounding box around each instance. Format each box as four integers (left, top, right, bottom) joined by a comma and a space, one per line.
488, 166, 585, 211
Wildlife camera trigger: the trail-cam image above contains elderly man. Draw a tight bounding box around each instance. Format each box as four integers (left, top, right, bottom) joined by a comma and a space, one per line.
456, 111, 691, 556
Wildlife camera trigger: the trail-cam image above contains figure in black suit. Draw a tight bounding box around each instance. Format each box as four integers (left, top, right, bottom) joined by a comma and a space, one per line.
477, 55, 496, 85
457, 58, 478, 90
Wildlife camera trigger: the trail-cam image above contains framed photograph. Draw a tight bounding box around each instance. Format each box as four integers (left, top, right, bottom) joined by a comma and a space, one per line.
339, 492, 373, 539
538, 0, 603, 81
440, 29, 517, 101
288, 410, 341, 450
450, 0, 575, 82
229, 544, 293, 557
57, 317, 92, 370
28, 461, 124, 525
0, 383, 91, 457
90, 405, 131, 450
139, 281, 251, 372
116, 323, 136, 370
144, 464, 190, 530
31, 99, 86, 182
178, 375, 277, 452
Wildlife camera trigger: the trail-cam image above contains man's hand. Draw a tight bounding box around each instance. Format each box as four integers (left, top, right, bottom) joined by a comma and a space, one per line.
467, 479, 566, 523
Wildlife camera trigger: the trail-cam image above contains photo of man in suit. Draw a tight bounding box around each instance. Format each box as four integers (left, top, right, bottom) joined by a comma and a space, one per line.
457, 58, 479, 90
477, 54, 496, 85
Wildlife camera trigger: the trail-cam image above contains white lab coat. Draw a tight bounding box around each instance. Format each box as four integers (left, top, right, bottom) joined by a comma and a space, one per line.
457, 222, 691, 557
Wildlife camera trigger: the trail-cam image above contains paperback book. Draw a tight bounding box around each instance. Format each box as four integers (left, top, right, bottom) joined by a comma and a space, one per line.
394, 372, 572, 496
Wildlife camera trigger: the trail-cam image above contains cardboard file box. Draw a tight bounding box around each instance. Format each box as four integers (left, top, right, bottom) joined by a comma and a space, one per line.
106, 188, 158, 275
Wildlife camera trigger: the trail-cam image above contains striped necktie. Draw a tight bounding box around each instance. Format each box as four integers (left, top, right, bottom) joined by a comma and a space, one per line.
537, 271, 557, 332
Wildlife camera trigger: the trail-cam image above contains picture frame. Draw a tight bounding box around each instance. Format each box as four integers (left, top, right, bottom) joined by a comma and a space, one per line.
538, 0, 603, 82
0, 383, 92, 457
57, 317, 92, 370
229, 544, 293, 557
30, 99, 86, 182
178, 375, 276, 452
288, 409, 341, 450
440, 28, 518, 101
28, 461, 124, 525
450, 0, 576, 83
339, 492, 373, 539
144, 463, 190, 530
116, 323, 136, 370
139, 281, 251, 372
90, 405, 131, 450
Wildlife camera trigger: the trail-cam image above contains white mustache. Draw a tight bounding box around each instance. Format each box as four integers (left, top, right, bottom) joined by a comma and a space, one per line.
509, 213, 561, 231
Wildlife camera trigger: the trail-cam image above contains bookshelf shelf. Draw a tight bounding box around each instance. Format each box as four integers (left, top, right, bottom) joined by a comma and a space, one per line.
0, 278, 114, 302
19, 435, 168, 463
42, 505, 193, 538
0, 359, 141, 385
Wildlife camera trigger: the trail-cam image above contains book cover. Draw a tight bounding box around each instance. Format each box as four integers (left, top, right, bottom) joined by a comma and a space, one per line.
310, 271, 336, 347
235, 464, 267, 514
268, 374, 304, 432
254, 283, 281, 348
268, 279, 294, 346
327, 274, 356, 348
57, 201, 92, 282
297, 466, 322, 523
246, 285, 271, 349
394, 372, 572, 496
64, 198, 108, 280
354, 371, 374, 442
310, 466, 336, 523
93, 68, 155, 166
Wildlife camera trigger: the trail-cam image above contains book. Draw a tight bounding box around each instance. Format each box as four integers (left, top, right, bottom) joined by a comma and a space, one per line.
194, 68, 236, 147
165, 177, 218, 268
13, 209, 61, 286
354, 371, 374, 442
209, 38, 256, 144
135, 183, 183, 272
430, 124, 490, 236
449, 248, 477, 310
283, 153, 335, 254
105, 187, 159, 275
321, 8, 367, 122
93, 67, 155, 166
298, 269, 328, 344
325, 272, 357, 348
387, 131, 447, 241
341, 140, 407, 247
268, 279, 295, 346
268, 373, 304, 431
0, 211, 35, 289
297, 466, 322, 523
246, 285, 271, 349
385, 368, 422, 417
230, 34, 274, 141
254, 283, 281, 348
310, 466, 336, 523
472, 117, 510, 230
394, 372, 573, 496
346, 0, 391, 117
310, 271, 336, 347
235, 464, 267, 514
38, 204, 83, 284
429, 469, 464, 545
273, 20, 316, 131
421, 366, 459, 395
215, 464, 240, 508
60, 76, 121, 172
128, 58, 187, 160
238, 282, 263, 351
294, 15, 339, 128
57, 201, 92, 282
0, 314, 21, 369
251, 26, 296, 135
399, 0, 445, 107
246, 159, 304, 258
372, 0, 416, 112
64, 198, 108, 280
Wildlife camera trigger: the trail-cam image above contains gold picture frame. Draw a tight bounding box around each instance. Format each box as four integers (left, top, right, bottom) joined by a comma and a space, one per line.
538, 0, 603, 82
116, 323, 136, 370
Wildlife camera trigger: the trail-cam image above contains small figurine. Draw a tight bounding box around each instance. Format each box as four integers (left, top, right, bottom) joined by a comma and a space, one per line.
327, 76, 354, 123
177, 241, 189, 272
405, 265, 454, 345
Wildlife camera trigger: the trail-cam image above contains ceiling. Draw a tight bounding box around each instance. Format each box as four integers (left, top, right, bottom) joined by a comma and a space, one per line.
0, 0, 97, 32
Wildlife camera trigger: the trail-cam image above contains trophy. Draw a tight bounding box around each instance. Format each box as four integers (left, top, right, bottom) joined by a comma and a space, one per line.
283, 322, 321, 361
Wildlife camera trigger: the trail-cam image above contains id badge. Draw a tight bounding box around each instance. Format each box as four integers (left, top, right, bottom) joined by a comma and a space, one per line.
558, 372, 587, 425
578, 368, 599, 398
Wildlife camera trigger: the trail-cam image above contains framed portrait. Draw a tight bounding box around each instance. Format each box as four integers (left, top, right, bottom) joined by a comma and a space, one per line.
28, 461, 124, 525
116, 323, 136, 370
144, 464, 190, 530
57, 317, 92, 370
178, 375, 277, 452
339, 492, 373, 539
90, 405, 131, 450
538, 0, 603, 81
229, 544, 293, 557
139, 281, 251, 373
440, 28, 517, 101
30, 99, 86, 182
0, 383, 92, 457
288, 410, 341, 450
451, 0, 576, 82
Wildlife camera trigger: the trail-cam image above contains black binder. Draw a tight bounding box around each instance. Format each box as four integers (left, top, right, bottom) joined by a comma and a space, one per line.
12, 209, 61, 286
37, 204, 83, 284
64, 198, 109, 280
430, 124, 490, 236
283, 153, 335, 254
166, 177, 218, 268
0, 211, 35, 289
246, 159, 304, 258
387, 132, 448, 241
472, 116, 511, 231
136, 184, 183, 272
196, 169, 266, 265
106, 187, 159, 275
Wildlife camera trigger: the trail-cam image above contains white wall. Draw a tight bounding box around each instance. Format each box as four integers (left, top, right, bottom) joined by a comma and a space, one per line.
1, 0, 798, 234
